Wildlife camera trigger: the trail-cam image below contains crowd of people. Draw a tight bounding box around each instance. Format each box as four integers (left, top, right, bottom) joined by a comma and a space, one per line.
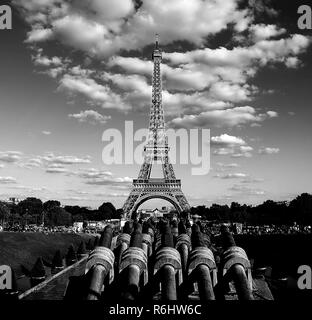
3, 224, 76, 234
2, 218, 311, 237
199, 221, 311, 236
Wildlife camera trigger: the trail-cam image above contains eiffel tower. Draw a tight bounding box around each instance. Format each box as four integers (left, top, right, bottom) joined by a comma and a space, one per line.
123, 35, 190, 218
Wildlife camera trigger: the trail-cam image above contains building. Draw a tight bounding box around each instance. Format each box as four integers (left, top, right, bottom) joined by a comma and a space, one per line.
73, 222, 83, 233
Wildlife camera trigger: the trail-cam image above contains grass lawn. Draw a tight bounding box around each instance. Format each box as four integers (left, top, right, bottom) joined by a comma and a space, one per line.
0, 232, 94, 277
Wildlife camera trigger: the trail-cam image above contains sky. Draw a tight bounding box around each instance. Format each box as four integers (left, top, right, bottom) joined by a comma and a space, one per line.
0, 0, 312, 209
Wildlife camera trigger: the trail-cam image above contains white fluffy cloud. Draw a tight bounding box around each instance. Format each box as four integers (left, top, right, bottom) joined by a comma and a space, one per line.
250, 24, 286, 41
46, 167, 69, 174
0, 151, 23, 163
69, 110, 111, 124
13, 0, 311, 128
230, 184, 265, 195
15, 0, 250, 55
0, 176, 17, 184
215, 173, 248, 179
58, 74, 131, 110
164, 34, 310, 68
216, 162, 239, 168
73, 168, 132, 186
211, 134, 246, 147
170, 106, 275, 128
41, 153, 91, 165
258, 147, 280, 154
25, 28, 53, 42
232, 146, 253, 158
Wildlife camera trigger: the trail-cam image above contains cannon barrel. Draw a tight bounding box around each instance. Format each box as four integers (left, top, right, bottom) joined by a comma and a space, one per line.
85, 225, 114, 300
220, 225, 254, 300
175, 221, 190, 277
121, 223, 147, 300
189, 224, 215, 300
154, 224, 181, 301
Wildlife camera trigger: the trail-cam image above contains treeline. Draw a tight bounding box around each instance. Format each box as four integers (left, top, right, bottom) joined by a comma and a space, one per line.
1, 193, 312, 227
191, 193, 312, 225
0, 198, 122, 227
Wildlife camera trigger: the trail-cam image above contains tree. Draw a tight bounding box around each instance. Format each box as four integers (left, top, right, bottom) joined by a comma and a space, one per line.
43, 200, 61, 212
0, 202, 10, 225
45, 207, 72, 227
289, 193, 312, 225
98, 202, 117, 220
17, 197, 43, 216
72, 214, 84, 222
116, 208, 124, 219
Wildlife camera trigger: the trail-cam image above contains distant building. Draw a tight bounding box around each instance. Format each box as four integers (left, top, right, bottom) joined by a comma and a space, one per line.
137, 207, 173, 219
73, 222, 83, 232
86, 221, 107, 231
7, 197, 21, 205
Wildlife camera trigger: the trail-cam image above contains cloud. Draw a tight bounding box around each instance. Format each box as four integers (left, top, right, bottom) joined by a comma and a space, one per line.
211, 135, 254, 157
285, 57, 300, 68
46, 167, 69, 174
103, 32, 309, 119
74, 168, 113, 179
69, 110, 111, 124
108, 56, 152, 75
170, 106, 274, 128
0, 151, 23, 163
211, 134, 246, 147
41, 153, 92, 165
32, 49, 65, 67
85, 175, 132, 186
73, 168, 132, 186
58, 74, 131, 110
165, 35, 310, 69
42, 131, 51, 135
15, 0, 250, 55
214, 173, 249, 179
229, 184, 265, 195
216, 162, 240, 168
18, 158, 43, 169
248, 0, 278, 18
250, 24, 286, 41
25, 28, 53, 42
13, 0, 311, 128
232, 146, 253, 158
266, 111, 278, 118
213, 148, 234, 156
0, 176, 17, 184
209, 82, 254, 102
241, 177, 264, 183
258, 147, 280, 154
94, 192, 129, 198
6, 185, 47, 191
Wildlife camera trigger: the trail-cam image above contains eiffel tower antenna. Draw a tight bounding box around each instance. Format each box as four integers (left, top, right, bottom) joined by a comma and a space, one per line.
155, 33, 159, 48
123, 36, 190, 218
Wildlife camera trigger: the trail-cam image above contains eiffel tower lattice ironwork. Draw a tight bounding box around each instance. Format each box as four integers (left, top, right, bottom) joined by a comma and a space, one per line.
123, 35, 190, 218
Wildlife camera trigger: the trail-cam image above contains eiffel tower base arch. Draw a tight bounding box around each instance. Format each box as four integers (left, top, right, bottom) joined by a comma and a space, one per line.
123, 179, 190, 219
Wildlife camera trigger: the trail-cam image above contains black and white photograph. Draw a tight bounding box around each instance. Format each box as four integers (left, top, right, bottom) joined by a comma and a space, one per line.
0, 0, 312, 309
